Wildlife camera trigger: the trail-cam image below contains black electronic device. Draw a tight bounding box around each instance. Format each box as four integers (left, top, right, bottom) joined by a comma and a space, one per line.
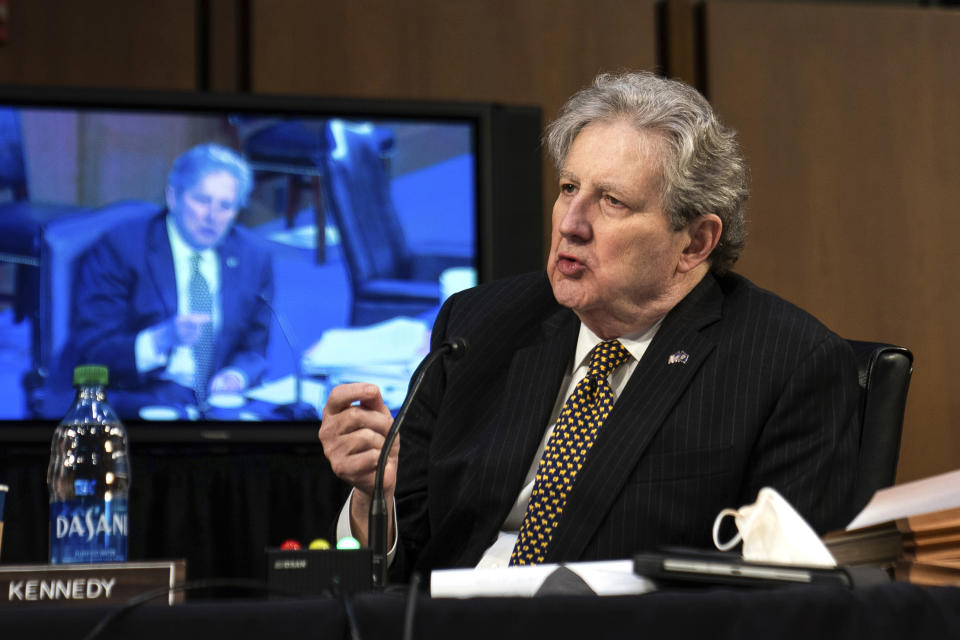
634, 549, 890, 590
266, 548, 372, 596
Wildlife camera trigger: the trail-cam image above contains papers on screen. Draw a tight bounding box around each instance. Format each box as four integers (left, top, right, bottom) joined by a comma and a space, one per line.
245, 375, 327, 412
301, 317, 429, 407
430, 560, 656, 598
303, 317, 429, 370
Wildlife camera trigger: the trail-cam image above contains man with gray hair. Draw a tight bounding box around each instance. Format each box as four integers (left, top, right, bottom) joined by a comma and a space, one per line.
320, 71, 859, 579
70, 143, 274, 415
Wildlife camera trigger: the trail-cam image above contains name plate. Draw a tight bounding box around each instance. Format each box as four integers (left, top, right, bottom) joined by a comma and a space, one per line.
0, 560, 186, 607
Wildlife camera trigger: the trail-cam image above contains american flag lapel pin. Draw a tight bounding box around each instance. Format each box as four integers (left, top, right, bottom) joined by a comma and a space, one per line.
667, 350, 689, 365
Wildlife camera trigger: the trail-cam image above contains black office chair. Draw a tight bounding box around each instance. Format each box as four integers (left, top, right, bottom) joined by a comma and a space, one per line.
847, 340, 914, 515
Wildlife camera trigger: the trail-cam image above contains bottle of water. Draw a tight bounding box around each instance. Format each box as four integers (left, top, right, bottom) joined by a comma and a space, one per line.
47, 365, 130, 564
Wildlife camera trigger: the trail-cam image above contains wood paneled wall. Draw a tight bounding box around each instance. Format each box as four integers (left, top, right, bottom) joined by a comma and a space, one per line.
0, 0, 198, 89
244, 0, 660, 240
2, 0, 959, 484
705, 1, 960, 482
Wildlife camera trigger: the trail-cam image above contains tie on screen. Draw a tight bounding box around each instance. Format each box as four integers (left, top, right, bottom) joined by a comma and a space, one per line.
510, 339, 630, 566
189, 253, 214, 403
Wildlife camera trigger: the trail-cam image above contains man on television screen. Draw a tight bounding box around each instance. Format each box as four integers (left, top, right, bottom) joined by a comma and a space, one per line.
69, 143, 274, 416
319, 71, 860, 580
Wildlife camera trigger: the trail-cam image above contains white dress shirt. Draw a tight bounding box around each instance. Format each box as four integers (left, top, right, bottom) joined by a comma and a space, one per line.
134, 216, 222, 388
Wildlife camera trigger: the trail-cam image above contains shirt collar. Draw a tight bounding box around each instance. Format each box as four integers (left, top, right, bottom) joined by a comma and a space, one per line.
166, 214, 216, 264
573, 318, 664, 371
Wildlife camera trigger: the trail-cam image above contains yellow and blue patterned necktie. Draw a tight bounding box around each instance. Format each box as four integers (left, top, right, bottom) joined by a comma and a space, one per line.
510, 339, 631, 565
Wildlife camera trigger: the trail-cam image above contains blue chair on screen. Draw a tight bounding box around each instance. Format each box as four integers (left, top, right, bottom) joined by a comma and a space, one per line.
319, 120, 472, 326
0, 108, 86, 342
0, 108, 28, 201
0, 107, 32, 321
24, 199, 162, 418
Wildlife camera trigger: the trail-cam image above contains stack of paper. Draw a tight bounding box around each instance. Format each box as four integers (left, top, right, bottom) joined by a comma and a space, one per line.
824, 468, 960, 586
430, 560, 655, 598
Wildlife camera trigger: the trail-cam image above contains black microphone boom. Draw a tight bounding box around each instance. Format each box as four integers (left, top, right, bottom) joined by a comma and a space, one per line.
369, 337, 468, 588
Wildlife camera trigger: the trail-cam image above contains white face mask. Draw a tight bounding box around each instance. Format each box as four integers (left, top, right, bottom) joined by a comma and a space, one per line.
712, 487, 837, 567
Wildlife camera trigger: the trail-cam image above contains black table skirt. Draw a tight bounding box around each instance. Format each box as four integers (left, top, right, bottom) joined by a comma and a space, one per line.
1, 582, 959, 640
0, 440, 350, 582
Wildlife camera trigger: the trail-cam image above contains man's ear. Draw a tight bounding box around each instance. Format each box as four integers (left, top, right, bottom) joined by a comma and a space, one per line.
677, 214, 722, 274
165, 185, 177, 212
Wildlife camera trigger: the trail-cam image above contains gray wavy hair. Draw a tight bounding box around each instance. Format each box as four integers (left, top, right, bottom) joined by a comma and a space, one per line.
168, 143, 254, 207
545, 71, 749, 274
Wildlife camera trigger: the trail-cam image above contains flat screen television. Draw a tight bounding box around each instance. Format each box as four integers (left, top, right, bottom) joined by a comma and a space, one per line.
0, 87, 543, 442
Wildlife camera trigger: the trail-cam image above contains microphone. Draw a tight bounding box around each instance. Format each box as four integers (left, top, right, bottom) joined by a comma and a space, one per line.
369, 336, 468, 588
257, 294, 318, 420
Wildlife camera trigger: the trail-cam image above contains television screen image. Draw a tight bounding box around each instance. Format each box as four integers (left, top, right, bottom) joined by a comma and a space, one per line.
0, 89, 542, 433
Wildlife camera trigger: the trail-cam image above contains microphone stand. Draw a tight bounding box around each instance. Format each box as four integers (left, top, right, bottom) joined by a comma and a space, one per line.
258, 294, 318, 420
369, 337, 467, 589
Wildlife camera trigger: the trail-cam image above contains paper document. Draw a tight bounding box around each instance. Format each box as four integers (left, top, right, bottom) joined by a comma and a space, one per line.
846, 468, 960, 530
245, 375, 326, 412
302, 317, 429, 372
430, 560, 656, 598
268, 224, 318, 250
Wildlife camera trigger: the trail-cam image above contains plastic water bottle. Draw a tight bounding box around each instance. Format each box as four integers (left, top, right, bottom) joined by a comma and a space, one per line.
47, 365, 130, 564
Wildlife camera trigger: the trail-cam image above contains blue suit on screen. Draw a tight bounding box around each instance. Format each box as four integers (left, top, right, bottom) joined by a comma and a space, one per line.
68, 211, 274, 401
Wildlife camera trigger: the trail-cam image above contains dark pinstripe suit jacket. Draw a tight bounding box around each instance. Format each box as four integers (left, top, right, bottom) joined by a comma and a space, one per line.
392, 270, 859, 581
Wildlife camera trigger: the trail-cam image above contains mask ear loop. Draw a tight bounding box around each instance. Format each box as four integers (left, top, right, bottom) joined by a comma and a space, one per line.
712, 508, 742, 551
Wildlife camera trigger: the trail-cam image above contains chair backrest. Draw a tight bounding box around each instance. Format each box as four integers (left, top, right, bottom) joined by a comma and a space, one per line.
846, 339, 914, 515
0, 107, 28, 200
320, 119, 412, 287
234, 117, 329, 170
38, 199, 162, 376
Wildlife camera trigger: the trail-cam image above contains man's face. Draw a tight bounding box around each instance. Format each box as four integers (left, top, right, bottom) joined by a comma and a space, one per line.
547, 119, 691, 336
168, 170, 240, 249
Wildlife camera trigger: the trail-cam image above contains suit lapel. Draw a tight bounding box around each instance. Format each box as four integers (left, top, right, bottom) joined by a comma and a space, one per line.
146, 214, 177, 318
473, 307, 580, 523
545, 274, 725, 562
215, 231, 242, 366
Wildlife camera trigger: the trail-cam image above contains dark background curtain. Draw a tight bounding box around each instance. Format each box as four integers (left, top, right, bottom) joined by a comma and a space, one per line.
0, 439, 350, 583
